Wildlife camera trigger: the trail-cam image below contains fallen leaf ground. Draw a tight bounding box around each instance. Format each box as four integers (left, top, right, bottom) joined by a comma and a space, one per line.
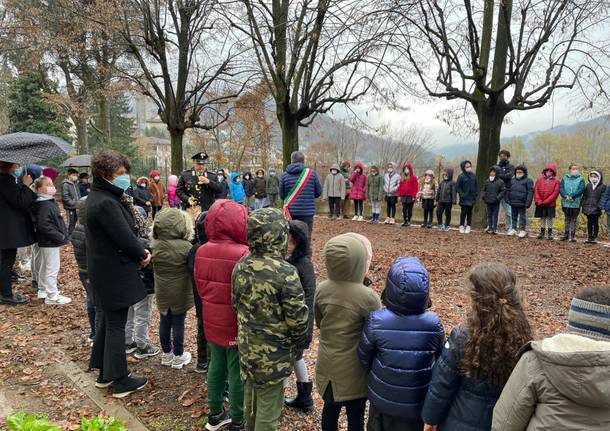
1, 217, 608, 430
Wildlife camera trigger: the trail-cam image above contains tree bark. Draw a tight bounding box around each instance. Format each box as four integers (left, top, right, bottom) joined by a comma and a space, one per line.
74, 115, 88, 154
170, 130, 184, 174
279, 110, 299, 168
97, 95, 112, 145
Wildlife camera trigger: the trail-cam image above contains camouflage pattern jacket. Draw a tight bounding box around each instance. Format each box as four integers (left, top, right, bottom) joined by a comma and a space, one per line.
232, 208, 309, 388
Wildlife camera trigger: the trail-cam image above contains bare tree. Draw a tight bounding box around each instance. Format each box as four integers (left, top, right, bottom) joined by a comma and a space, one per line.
390, 0, 610, 221
117, 0, 250, 173
377, 124, 434, 169
226, 0, 395, 167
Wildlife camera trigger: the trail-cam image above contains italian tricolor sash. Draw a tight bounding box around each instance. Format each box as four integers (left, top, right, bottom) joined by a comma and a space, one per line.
283, 167, 313, 219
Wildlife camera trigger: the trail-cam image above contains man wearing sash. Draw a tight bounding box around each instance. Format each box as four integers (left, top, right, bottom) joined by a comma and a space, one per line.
279, 151, 322, 236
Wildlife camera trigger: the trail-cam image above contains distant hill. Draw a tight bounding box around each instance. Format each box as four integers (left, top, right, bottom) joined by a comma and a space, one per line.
436, 115, 610, 159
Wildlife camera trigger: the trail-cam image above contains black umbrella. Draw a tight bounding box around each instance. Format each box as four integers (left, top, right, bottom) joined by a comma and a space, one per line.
60, 154, 92, 168
0, 132, 74, 165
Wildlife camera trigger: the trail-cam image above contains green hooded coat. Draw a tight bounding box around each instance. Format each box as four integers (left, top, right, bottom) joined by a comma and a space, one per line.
314, 234, 382, 402
232, 208, 309, 388
151, 208, 195, 314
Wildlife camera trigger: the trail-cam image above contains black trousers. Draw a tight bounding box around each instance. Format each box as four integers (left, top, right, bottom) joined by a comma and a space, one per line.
66, 209, 78, 235
587, 214, 600, 239
79, 272, 100, 338
0, 248, 17, 297
293, 216, 314, 238
328, 197, 341, 217
402, 201, 414, 223
152, 206, 162, 219
321, 386, 366, 431
459, 205, 473, 226
486, 203, 500, 231
90, 307, 129, 381
353, 199, 364, 216
511, 206, 527, 231
386, 196, 397, 218
437, 203, 452, 226
192, 279, 208, 365
422, 199, 434, 225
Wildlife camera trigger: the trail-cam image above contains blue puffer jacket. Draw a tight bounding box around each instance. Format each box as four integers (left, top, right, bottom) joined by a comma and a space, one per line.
560, 173, 586, 209
358, 256, 445, 421
279, 163, 322, 218
507, 165, 534, 208
229, 172, 246, 204
456, 161, 478, 206
422, 326, 503, 431
600, 184, 610, 212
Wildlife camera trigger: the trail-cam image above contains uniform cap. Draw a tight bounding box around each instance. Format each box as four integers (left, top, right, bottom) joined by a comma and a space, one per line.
192, 152, 209, 164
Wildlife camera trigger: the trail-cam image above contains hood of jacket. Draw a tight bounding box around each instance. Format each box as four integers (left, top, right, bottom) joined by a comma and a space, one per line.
153, 208, 193, 241
230, 172, 241, 182
489, 165, 501, 176
168, 175, 178, 187
460, 160, 473, 173
286, 162, 305, 175
324, 233, 367, 284
443, 168, 454, 181
247, 208, 288, 257
194, 211, 208, 244
515, 164, 529, 178
542, 163, 558, 177
346, 233, 372, 273
149, 169, 160, 178
589, 169, 604, 185
206, 199, 248, 245
532, 333, 610, 408
424, 169, 435, 178
387, 162, 397, 171
384, 256, 429, 315
288, 219, 311, 261
75, 197, 88, 225
402, 162, 414, 175
354, 162, 364, 172
136, 176, 149, 186
330, 163, 340, 172
255, 168, 265, 177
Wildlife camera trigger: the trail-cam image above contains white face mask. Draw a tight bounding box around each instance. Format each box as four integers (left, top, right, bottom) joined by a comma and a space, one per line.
516, 174, 524, 179
591, 176, 599, 184
331, 169, 338, 174
387, 167, 394, 173
489, 176, 495, 182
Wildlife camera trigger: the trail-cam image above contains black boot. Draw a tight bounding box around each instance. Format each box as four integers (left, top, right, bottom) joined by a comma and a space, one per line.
285, 381, 314, 413
547, 229, 554, 240
560, 229, 569, 241
570, 230, 577, 243
536, 228, 545, 240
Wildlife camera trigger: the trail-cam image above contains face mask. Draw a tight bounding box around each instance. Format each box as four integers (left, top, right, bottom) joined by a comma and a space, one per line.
138, 183, 147, 188
331, 169, 338, 174
257, 174, 263, 178
591, 176, 599, 184
571, 170, 579, 176
404, 168, 410, 176
489, 176, 495, 182
218, 175, 224, 180
371, 171, 378, 176
425, 176, 431, 183
245, 175, 250, 180
465, 166, 472, 173
13, 166, 24, 178
544, 170, 553, 178
516, 173, 524, 179
236, 178, 241, 183
153, 176, 160, 181
46, 186, 57, 195
443, 175, 448, 180
111, 174, 131, 191
355, 168, 362, 174
270, 172, 276, 176
70, 175, 78, 182
387, 167, 394, 173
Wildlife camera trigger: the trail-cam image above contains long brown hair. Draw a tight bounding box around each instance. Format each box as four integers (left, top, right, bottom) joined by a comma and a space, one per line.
461, 263, 532, 386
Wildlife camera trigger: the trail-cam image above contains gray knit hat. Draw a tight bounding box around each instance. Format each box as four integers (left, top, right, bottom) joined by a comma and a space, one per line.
567, 298, 610, 341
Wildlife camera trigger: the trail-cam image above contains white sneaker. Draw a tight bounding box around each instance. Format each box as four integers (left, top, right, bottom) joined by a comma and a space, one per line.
45, 294, 72, 305
172, 352, 192, 369
507, 229, 517, 236
459, 225, 465, 234
161, 352, 174, 366
351, 216, 358, 221
518, 230, 527, 238
357, 216, 364, 222
384, 218, 390, 224
37, 290, 47, 299
465, 226, 471, 234
390, 218, 396, 225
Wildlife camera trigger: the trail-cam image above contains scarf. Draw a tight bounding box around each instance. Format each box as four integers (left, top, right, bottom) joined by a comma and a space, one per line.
120, 193, 149, 238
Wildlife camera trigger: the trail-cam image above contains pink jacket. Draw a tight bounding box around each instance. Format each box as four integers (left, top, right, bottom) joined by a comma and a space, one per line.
349, 162, 368, 200
167, 175, 180, 208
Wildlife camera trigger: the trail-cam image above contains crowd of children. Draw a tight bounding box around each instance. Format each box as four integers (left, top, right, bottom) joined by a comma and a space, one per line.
321, 151, 610, 244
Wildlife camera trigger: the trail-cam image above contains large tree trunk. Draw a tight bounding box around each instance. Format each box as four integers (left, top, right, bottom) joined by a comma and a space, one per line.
279, 110, 299, 168
74, 115, 88, 154
98, 96, 112, 145
170, 130, 185, 174
473, 104, 506, 226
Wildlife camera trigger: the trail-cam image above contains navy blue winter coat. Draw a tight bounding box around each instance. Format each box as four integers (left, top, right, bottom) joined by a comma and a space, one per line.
456, 161, 478, 206
279, 163, 323, 218
422, 325, 503, 431
507, 165, 534, 208
358, 256, 444, 421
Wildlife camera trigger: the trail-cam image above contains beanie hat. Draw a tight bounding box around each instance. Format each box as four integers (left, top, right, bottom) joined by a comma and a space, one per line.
567, 298, 610, 341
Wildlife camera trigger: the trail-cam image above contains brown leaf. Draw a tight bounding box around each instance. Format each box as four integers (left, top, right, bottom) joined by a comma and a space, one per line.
181, 398, 194, 407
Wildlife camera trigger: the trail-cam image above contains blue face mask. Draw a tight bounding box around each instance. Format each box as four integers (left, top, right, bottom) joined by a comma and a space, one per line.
111, 174, 131, 191
13, 166, 24, 178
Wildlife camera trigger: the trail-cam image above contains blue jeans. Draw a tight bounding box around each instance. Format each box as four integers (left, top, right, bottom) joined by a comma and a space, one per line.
486, 203, 500, 232
500, 199, 512, 229
511, 206, 527, 231
159, 310, 186, 356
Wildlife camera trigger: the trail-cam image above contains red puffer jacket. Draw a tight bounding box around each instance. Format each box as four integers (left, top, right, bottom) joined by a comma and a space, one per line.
397, 162, 419, 199
195, 199, 249, 348
534, 163, 561, 207
349, 162, 368, 200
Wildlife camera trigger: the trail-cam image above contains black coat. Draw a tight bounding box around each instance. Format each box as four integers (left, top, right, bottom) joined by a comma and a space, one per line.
287, 220, 315, 351
582, 172, 606, 216
436, 168, 457, 204
86, 177, 147, 311
498, 160, 515, 191
177, 169, 222, 211
32, 199, 68, 247
482, 170, 505, 205
422, 326, 503, 431
0, 173, 36, 249
508, 170, 534, 208
243, 174, 255, 197
71, 198, 88, 273
133, 186, 153, 212
456, 162, 478, 206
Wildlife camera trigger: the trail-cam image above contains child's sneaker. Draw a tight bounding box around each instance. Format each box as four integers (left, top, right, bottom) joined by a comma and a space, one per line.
205, 410, 231, 431
507, 229, 517, 236
357, 216, 364, 222
37, 290, 47, 299
125, 342, 138, 354
171, 352, 192, 369
383, 217, 390, 224
228, 422, 245, 431
45, 294, 71, 305
134, 344, 161, 359
458, 225, 465, 234
518, 230, 527, 238
195, 362, 208, 374
465, 226, 471, 234
351, 215, 358, 221
161, 352, 174, 366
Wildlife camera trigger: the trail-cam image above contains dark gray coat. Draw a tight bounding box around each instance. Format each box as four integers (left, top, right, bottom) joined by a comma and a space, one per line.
0, 173, 36, 249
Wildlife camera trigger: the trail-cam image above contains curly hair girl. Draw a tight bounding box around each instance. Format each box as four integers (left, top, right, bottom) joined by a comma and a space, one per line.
461, 262, 533, 386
